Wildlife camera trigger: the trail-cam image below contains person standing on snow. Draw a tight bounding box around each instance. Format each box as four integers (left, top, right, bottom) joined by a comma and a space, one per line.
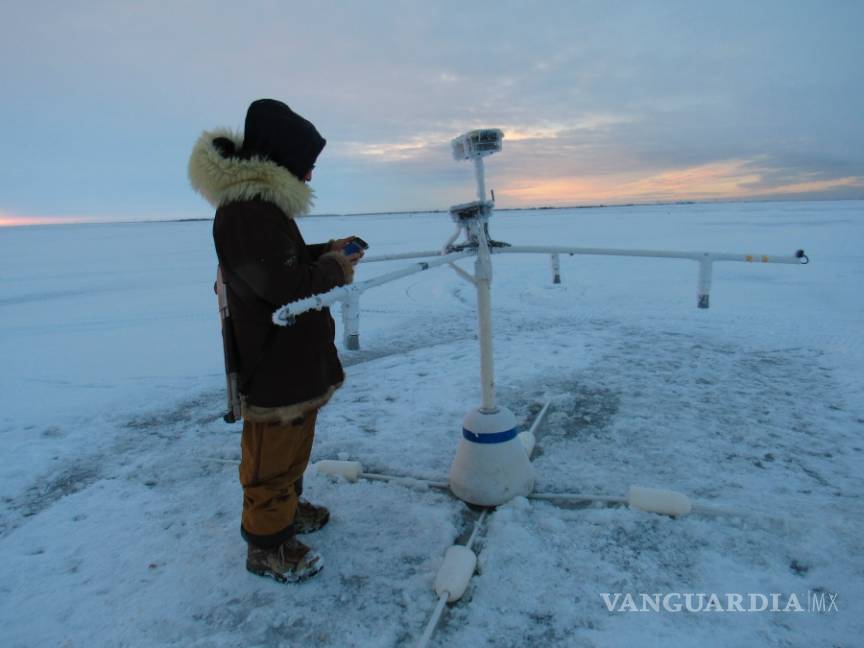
189, 99, 363, 583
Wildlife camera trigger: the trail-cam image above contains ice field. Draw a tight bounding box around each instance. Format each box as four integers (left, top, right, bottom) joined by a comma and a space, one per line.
1, 200, 862, 647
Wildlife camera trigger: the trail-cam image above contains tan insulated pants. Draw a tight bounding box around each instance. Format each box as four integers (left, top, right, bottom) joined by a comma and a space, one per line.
239, 410, 318, 540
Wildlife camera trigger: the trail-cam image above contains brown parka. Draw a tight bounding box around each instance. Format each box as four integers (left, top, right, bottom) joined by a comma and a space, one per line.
189, 129, 354, 422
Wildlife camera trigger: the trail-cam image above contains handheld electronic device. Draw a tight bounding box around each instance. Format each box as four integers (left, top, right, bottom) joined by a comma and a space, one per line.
343, 237, 369, 256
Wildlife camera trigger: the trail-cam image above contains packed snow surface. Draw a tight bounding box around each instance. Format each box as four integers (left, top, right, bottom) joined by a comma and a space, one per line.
1, 201, 862, 647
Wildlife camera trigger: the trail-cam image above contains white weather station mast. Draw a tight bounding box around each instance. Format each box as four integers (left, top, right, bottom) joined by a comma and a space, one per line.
270, 128, 809, 646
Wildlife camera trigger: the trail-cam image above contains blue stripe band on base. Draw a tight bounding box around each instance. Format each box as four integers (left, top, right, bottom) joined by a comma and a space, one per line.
462, 427, 518, 444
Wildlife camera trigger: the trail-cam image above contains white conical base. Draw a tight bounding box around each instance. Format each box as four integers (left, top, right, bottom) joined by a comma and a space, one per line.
449, 407, 535, 506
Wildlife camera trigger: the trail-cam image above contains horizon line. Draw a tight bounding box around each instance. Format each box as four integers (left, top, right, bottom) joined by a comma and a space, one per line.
2, 195, 862, 228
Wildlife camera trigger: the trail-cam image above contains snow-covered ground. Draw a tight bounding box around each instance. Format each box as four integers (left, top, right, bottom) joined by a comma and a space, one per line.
1, 200, 862, 647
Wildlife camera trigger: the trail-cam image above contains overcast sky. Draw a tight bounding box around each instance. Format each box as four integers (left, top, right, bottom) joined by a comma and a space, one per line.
1, 1, 862, 225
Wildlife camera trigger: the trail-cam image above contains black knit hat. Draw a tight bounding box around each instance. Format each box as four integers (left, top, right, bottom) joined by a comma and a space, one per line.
239, 99, 326, 180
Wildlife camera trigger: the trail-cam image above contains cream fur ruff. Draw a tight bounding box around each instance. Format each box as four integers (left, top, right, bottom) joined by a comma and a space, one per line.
188, 128, 314, 218
319, 251, 355, 284
242, 383, 342, 424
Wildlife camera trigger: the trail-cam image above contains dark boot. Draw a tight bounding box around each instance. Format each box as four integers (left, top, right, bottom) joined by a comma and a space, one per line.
292, 499, 330, 534
246, 537, 323, 583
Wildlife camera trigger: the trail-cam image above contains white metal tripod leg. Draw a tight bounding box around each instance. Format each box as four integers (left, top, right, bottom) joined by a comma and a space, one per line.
697, 257, 713, 309
341, 292, 361, 350
551, 253, 561, 284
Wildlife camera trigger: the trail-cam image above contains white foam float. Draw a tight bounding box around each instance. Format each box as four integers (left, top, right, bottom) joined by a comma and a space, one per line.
434, 545, 477, 603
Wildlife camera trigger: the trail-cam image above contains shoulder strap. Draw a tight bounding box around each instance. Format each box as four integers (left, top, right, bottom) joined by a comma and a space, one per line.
217, 264, 279, 393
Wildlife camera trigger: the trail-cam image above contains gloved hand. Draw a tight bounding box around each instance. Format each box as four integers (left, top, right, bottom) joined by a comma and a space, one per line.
331, 236, 365, 265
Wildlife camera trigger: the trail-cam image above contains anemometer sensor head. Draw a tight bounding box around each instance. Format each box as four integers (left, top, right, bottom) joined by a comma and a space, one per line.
449, 200, 494, 224
451, 129, 504, 161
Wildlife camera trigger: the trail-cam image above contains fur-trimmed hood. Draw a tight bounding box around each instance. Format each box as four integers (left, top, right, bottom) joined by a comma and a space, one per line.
188, 129, 314, 218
